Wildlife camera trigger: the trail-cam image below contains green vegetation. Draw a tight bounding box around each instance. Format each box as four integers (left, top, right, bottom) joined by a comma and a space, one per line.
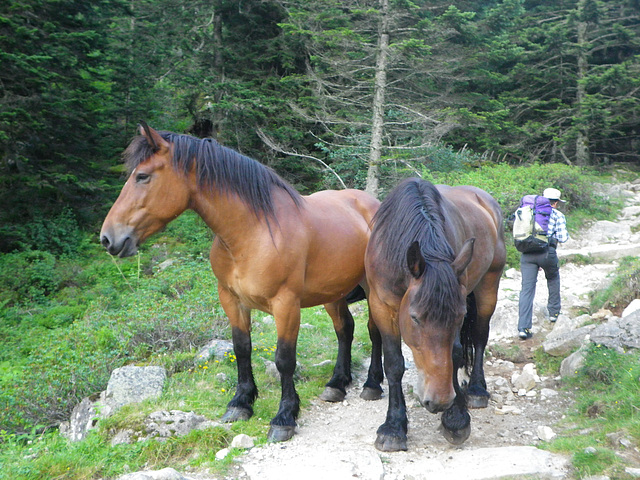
0, 253, 374, 478
3, 0, 640, 247
546, 345, 640, 478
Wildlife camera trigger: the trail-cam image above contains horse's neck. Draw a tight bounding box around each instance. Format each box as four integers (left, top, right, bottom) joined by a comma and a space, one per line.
191, 189, 292, 251
192, 190, 252, 234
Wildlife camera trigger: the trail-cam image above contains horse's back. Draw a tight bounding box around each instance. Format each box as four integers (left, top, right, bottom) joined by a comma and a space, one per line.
437, 184, 506, 290
296, 189, 379, 306
305, 188, 379, 223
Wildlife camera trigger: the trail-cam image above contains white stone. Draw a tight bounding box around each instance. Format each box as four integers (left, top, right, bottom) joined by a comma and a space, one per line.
216, 448, 230, 460
625, 467, 640, 478
537, 426, 557, 442
622, 299, 640, 318
495, 406, 522, 415
231, 434, 255, 449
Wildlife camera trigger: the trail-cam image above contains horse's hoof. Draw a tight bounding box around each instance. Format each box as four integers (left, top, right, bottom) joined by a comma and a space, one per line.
360, 387, 383, 401
440, 404, 471, 445
467, 394, 489, 409
440, 422, 471, 445
267, 425, 296, 443
220, 406, 252, 423
319, 386, 346, 402
374, 434, 407, 452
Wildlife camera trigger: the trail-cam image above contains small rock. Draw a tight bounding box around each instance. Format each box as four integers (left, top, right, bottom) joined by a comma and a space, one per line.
111, 429, 135, 446
312, 360, 333, 368
216, 448, 230, 460
513, 369, 537, 391
537, 426, 556, 442
195, 339, 234, 364
626, 467, 640, 478
117, 467, 188, 480
495, 406, 522, 415
264, 360, 279, 379
622, 299, 640, 318
231, 434, 255, 449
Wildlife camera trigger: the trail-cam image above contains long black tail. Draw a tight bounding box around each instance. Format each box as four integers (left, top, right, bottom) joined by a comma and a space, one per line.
345, 285, 367, 304
461, 292, 477, 375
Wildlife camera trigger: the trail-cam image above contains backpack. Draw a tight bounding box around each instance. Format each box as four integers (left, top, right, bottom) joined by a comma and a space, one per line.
512, 195, 552, 253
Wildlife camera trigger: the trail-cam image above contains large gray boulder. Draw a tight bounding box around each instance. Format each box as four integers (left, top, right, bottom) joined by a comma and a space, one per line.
60, 366, 167, 442
542, 314, 595, 357
590, 310, 640, 351
104, 366, 166, 412
143, 410, 218, 441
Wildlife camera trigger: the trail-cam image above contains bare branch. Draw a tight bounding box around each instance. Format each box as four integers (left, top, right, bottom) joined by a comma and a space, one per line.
256, 129, 347, 189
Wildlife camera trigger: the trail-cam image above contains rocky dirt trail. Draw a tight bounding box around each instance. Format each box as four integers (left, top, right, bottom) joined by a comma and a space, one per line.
205, 181, 640, 480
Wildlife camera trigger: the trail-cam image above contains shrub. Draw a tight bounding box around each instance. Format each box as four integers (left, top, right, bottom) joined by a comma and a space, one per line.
0, 255, 226, 434
0, 250, 59, 305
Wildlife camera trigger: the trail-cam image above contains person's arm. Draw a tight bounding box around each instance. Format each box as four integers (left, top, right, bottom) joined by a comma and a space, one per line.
549, 209, 570, 243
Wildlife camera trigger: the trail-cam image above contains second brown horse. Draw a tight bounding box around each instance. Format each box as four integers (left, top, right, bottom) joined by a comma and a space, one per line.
365, 178, 506, 451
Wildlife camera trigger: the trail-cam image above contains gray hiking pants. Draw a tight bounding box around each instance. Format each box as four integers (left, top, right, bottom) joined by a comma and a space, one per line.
518, 247, 561, 331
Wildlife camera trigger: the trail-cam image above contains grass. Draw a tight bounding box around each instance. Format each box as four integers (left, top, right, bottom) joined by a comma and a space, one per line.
0, 292, 373, 479
544, 344, 640, 478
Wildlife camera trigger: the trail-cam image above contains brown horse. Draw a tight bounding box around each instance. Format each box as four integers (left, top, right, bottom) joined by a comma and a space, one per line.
364, 178, 506, 451
100, 123, 381, 442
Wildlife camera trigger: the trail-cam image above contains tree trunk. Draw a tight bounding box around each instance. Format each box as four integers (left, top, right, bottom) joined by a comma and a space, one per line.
575, 2, 590, 166
211, 6, 225, 140
365, 0, 390, 199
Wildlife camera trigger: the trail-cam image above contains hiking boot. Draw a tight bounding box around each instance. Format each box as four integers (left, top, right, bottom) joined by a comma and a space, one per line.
549, 313, 559, 323
518, 329, 532, 340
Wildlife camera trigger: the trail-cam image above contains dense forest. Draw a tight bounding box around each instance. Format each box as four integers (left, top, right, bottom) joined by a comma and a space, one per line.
2, 0, 640, 251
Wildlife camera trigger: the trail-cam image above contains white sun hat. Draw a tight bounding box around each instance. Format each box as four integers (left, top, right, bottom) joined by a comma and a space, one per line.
543, 188, 566, 202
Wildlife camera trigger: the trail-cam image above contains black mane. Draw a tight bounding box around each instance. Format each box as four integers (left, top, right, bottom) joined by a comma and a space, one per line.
122, 131, 303, 221
370, 178, 465, 325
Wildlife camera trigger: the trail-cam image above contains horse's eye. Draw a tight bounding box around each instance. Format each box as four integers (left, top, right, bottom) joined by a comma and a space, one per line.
136, 172, 151, 184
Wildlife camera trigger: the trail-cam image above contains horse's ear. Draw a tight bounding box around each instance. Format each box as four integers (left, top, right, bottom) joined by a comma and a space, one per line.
452, 237, 475, 278
407, 241, 426, 279
138, 121, 169, 153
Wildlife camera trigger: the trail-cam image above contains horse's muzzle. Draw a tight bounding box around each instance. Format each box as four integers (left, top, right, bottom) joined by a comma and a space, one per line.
420, 396, 455, 414
100, 230, 138, 258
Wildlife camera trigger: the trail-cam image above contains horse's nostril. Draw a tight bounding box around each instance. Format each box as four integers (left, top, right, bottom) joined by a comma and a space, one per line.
101, 235, 110, 249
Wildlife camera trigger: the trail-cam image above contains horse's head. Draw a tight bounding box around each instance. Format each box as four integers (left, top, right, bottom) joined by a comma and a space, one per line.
398, 238, 475, 413
100, 123, 191, 257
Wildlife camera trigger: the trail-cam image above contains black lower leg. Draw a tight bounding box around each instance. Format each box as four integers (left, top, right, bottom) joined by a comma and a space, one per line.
271, 339, 300, 427
222, 327, 257, 422
325, 303, 354, 393
267, 339, 300, 442
441, 333, 471, 445
362, 318, 384, 399
375, 336, 407, 451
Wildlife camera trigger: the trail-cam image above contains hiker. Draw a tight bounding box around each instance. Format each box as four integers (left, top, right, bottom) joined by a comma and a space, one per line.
517, 188, 570, 340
